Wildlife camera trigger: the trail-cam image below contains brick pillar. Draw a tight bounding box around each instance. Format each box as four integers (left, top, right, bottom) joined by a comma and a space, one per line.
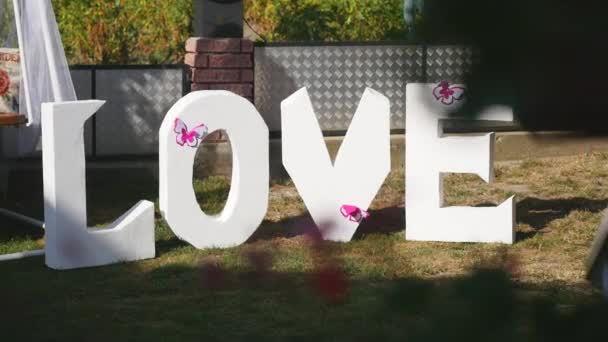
185, 37, 254, 142
185, 37, 253, 99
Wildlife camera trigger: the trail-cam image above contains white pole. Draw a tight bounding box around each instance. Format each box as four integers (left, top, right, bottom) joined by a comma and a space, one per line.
0, 249, 44, 262
0, 208, 44, 229
12, 0, 34, 125
38, 0, 64, 101
603, 260, 608, 299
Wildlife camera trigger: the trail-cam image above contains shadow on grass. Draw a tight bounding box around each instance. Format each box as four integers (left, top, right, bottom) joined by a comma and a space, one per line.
456, 197, 608, 242
247, 205, 405, 243
0, 255, 605, 341
5, 165, 608, 250
1, 168, 607, 340
0, 167, 161, 254
516, 197, 608, 241
0, 216, 44, 243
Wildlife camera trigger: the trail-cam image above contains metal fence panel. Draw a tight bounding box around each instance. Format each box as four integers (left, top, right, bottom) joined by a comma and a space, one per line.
255, 44, 474, 131
255, 44, 425, 131
61, 45, 476, 157
94, 68, 183, 156
70, 69, 94, 156
425, 46, 473, 83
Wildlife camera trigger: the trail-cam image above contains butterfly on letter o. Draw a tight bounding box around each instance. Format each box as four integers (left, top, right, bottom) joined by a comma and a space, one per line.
433, 81, 465, 105
174, 118, 208, 148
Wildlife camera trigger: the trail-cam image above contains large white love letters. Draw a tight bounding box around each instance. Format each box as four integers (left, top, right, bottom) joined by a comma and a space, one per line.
281, 88, 391, 241
405, 83, 515, 244
159, 91, 269, 249
36, 84, 520, 270
42, 101, 155, 269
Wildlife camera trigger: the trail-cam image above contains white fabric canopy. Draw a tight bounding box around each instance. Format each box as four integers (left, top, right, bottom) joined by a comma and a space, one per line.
0, 0, 76, 157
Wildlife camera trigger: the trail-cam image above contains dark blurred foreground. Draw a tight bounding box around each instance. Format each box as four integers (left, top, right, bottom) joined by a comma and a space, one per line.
199, 252, 608, 341
1, 167, 608, 339
421, 0, 608, 134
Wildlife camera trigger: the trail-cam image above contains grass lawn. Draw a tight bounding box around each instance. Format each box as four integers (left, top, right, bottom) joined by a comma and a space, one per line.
1, 152, 608, 340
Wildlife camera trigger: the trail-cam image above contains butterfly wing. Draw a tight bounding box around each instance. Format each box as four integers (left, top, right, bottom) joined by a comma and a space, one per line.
191, 124, 209, 140
341, 205, 367, 223
174, 118, 188, 146
349, 209, 366, 222
341, 205, 359, 218
174, 118, 188, 134
450, 85, 466, 101
340, 206, 349, 218
441, 96, 455, 105
183, 124, 208, 148
432, 83, 445, 100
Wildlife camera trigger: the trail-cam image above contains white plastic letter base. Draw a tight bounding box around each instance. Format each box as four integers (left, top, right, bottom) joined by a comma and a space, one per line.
281, 88, 391, 242
42, 101, 155, 270
159, 91, 269, 249
405, 83, 515, 244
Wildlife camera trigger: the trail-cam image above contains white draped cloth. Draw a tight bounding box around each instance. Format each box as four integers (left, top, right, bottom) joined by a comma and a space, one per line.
0, 0, 76, 157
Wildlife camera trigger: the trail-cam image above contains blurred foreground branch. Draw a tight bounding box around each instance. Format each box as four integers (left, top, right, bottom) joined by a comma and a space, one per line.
421, 0, 608, 134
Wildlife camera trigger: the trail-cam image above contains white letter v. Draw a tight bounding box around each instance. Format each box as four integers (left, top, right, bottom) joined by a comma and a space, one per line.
281, 88, 391, 241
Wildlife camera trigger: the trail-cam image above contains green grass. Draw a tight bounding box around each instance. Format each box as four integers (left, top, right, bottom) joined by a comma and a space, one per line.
1, 154, 608, 340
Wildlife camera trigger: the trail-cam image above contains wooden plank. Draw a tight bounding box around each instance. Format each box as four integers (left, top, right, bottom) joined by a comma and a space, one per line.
0, 113, 27, 126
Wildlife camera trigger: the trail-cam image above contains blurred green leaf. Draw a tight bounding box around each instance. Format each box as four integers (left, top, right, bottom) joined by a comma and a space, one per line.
245, 0, 410, 42
52, 0, 192, 65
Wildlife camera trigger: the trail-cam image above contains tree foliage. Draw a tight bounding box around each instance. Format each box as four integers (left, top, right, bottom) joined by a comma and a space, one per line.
0, 0, 16, 46
51, 0, 409, 64
245, 0, 409, 41
52, 0, 191, 65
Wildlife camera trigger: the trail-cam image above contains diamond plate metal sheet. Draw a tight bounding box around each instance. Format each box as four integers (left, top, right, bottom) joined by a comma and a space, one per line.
255, 45, 424, 131
70, 69, 94, 156
95, 68, 183, 155
255, 44, 474, 131
425, 46, 473, 83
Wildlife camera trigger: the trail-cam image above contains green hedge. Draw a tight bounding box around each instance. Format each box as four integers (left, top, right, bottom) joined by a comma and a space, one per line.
245, 0, 410, 42
52, 0, 409, 65
52, 0, 191, 65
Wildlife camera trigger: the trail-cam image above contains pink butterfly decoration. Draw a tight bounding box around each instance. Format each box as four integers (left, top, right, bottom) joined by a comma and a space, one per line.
174, 118, 208, 147
433, 81, 465, 105
340, 205, 370, 223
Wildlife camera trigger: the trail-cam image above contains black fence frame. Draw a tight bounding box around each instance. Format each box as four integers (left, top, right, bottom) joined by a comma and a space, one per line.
59, 42, 520, 160
69, 64, 189, 159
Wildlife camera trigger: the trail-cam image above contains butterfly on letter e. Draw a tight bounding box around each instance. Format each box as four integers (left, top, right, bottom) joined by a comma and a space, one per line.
340, 204, 370, 223
174, 118, 208, 148
432, 81, 465, 105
